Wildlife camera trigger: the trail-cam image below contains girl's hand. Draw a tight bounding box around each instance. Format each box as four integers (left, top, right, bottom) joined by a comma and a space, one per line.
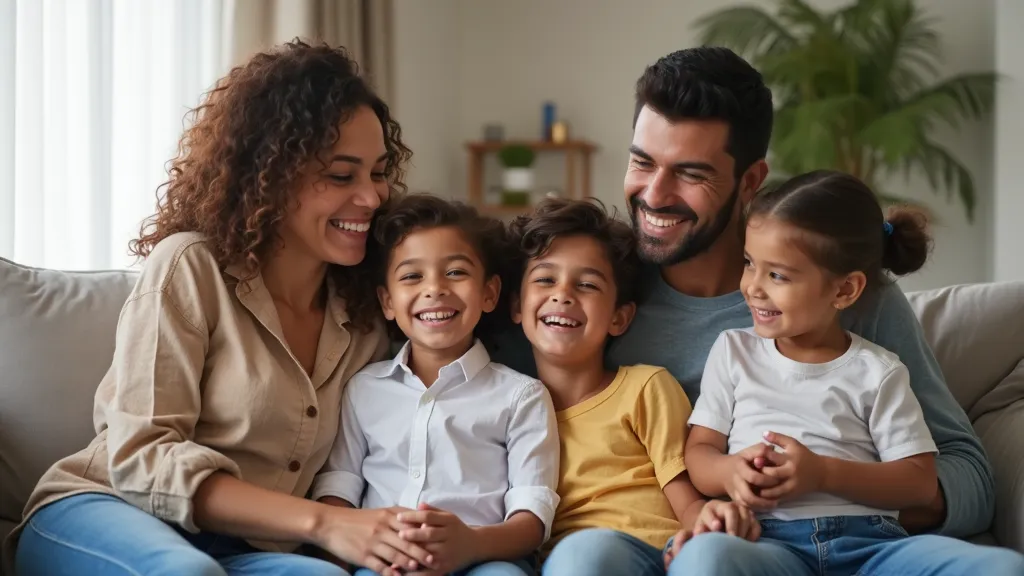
758, 431, 826, 501
726, 443, 780, 510
396, 503, 478, 574
693, 499, 761, 541
313, 505, 435, 576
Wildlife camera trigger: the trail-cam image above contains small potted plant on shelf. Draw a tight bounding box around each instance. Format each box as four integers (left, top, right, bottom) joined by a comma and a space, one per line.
498, 145, 535, 206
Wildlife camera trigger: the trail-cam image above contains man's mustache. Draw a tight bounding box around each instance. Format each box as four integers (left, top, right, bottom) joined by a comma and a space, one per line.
629, 196, 697, 221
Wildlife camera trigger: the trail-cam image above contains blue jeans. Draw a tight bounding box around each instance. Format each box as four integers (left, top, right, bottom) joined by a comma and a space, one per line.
541, 529, 666, 576
354, 557, 533, 576
15, 493, 348, 575
671, 515, 1024, 576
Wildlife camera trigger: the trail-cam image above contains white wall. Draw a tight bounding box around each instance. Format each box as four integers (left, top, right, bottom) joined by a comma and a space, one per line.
994, 0, 1024, 282
393, 0, 999, 291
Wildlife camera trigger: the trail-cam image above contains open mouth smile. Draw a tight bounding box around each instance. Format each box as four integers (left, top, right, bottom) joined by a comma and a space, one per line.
329, 219, 370, 233
415, 308, 460, 324
539, 313, 583, 330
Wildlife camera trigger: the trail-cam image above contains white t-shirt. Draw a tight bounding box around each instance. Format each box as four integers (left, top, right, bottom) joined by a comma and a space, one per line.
688, 328, 937, 520
310, 339, 561, 540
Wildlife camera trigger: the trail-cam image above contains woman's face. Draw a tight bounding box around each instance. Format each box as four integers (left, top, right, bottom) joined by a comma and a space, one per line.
280, 105, 391, 268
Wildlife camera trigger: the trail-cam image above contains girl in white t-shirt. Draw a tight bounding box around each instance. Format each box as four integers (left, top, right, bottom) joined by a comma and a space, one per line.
676, 169, 950, 574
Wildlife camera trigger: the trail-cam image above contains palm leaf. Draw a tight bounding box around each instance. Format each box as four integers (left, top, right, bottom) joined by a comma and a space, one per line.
693, 7, 796, 60
904, 141, 977, 220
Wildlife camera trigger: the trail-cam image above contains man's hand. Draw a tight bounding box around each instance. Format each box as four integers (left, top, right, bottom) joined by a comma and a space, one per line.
759, 431, 825, 501
726, 443, 781, 510
396, 503, 478, 574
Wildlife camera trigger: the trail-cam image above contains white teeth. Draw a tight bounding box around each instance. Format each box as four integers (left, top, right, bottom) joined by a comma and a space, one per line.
756, 309, 781, 317
330, 220, 370, 232
541, 315, 581, 327
417, 310, 457, 321
644, 211, 682, 228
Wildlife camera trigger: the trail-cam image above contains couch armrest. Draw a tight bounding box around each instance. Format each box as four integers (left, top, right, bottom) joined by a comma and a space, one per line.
971, 370, 1024, 552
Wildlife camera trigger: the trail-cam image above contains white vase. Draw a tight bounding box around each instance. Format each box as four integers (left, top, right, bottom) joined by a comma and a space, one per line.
502, 167, 534, 191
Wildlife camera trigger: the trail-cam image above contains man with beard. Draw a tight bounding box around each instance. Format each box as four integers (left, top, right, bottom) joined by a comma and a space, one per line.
492, 47, 1022, 575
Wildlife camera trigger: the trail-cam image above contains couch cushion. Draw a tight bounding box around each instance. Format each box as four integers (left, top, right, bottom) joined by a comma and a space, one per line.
0, 257, 137, 524
906, 281, 1024, 414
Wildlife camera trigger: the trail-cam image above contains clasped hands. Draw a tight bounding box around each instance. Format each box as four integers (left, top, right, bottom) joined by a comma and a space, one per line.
664, 431, 826, 568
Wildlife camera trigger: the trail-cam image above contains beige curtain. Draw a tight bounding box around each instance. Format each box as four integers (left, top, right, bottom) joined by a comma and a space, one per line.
222, 0, 393, 100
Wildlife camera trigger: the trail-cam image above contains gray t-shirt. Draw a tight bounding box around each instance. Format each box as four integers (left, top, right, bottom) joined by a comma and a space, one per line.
689, 328, 937, 520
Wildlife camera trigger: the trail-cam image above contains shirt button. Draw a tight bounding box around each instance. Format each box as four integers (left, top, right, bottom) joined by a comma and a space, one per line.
411, 470, 421, 479
306, 405, 318, 418
288, 460, 301, 472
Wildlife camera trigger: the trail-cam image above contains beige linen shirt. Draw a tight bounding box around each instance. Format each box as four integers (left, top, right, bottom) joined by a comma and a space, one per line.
2, 232, 387, 568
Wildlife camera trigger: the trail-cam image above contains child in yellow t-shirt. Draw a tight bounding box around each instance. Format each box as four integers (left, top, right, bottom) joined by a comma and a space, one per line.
506, 198, 759, 576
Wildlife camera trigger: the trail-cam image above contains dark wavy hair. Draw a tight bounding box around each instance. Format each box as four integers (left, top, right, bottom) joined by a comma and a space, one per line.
129, 40, 411, 331
634, 46, 773, 178
746, 170, 932, 290
372, 193, 514, 341
508, 197, 641, 306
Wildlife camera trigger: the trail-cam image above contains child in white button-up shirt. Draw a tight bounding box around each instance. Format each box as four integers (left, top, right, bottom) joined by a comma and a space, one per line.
312, 194, 559, 576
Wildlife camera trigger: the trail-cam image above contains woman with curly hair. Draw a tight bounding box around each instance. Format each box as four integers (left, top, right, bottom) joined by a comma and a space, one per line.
6, 41, 430, 576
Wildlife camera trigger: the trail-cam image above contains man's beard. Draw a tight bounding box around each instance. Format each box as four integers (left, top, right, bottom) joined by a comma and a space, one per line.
629, 183, 739, 266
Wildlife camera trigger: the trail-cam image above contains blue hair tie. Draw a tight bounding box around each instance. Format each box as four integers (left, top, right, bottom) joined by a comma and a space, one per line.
883, 221, 894, 236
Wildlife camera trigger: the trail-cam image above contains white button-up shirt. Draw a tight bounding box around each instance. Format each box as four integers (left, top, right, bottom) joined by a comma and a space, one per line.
311, 339, 561, 539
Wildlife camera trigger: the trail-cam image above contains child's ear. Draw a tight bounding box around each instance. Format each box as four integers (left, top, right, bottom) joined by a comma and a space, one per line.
481, 274, 501, 314
376, 286, 396, 321
832, 272, 866, 312
608, 301, 637, 337
510, 291, 523, 324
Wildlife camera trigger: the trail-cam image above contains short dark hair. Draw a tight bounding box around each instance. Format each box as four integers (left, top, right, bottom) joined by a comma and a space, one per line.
508, 197, 640, 306
634, 46, 773, 178
746, 170, 932, 290
371, 193, 513, 338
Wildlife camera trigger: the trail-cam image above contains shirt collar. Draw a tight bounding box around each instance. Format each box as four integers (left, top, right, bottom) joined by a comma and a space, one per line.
225, 261, 350, 327
386, 338, 491, 383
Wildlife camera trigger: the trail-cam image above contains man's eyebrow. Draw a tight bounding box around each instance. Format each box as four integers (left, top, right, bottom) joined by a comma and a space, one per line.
629, 145, 716, 173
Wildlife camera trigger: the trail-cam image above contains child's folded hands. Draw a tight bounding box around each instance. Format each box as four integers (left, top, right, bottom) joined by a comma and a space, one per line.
395, 503, 478, 575
662, 500, 760, 570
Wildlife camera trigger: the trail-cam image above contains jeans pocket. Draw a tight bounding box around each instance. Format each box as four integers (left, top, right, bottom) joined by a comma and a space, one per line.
870, 515, 909, 539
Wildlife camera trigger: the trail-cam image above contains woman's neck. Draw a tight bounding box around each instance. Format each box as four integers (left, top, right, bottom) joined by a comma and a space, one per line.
408, 335, 474, 387
535, 353, 614, 412
261, 247, 328, 312
776, 318, 850, 364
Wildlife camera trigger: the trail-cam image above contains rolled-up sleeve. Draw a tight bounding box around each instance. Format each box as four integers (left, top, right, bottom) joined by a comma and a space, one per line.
105, 289, 241, 533
311, 380, 368, 505
503, 380, 560, 542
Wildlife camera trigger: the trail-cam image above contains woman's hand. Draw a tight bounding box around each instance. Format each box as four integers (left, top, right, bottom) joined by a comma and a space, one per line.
394, 503, 479, 574
758, 431, 826, 501
312, 505, 436, 576
726, 444, 780, 510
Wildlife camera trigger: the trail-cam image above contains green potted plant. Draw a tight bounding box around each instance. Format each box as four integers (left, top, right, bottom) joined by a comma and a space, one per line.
695, 0, 996, 221
499, 145, 536, 206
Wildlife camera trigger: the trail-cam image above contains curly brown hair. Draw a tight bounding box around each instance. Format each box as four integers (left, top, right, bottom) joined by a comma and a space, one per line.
129, 40, 411, 331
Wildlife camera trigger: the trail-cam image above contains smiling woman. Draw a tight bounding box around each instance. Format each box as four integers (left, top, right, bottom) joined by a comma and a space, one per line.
4, 41, 432, 576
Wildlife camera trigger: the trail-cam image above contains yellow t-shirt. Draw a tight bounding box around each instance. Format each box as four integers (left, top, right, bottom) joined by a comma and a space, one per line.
547, 364, 693, 551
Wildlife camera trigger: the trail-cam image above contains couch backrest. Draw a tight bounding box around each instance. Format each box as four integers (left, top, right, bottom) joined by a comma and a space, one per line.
905, 281, 1024, 418
0, 257, 137, 524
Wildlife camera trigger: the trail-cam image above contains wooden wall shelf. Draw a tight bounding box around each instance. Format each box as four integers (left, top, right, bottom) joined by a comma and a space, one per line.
465, 140, 598, 217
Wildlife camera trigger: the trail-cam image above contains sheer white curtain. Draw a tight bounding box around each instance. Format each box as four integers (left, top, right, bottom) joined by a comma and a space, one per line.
0, 0, 226, 270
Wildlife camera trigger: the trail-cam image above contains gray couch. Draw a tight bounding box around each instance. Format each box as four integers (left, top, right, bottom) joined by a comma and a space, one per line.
2, 256, 1023, 573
